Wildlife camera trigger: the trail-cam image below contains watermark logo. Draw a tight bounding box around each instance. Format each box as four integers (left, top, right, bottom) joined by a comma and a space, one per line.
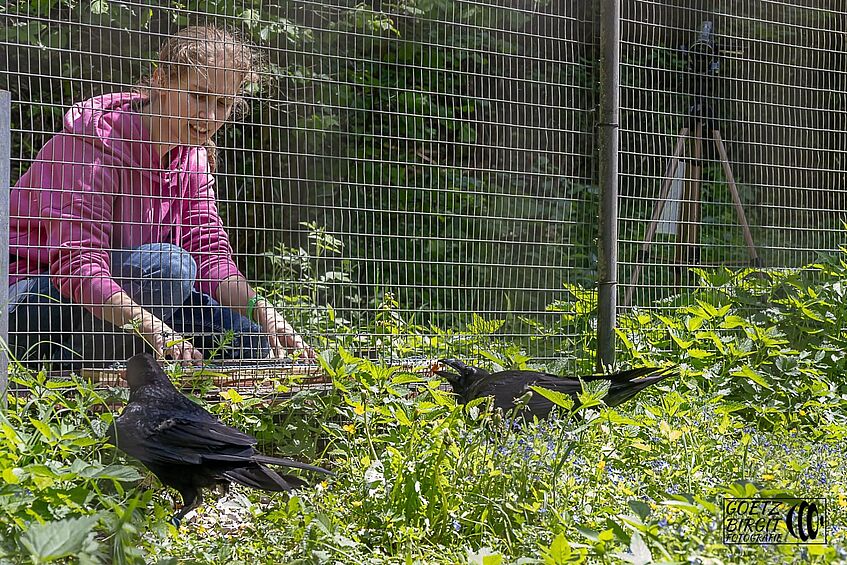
723, 498, 827, 545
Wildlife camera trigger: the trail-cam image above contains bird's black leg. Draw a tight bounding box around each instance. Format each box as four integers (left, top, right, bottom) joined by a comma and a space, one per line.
170, 488, 203, 528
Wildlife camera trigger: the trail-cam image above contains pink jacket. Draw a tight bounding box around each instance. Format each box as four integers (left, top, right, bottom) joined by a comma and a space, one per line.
9, 92, 244, 316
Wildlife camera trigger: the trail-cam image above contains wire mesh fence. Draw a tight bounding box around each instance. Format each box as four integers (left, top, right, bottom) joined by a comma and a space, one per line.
1, 1, 600, 382
2, 0, 845, 386
618, 1, 847, 310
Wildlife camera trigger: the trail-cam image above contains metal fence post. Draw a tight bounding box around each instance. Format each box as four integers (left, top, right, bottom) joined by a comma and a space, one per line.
0, 91, 10, 404
596, 0, 620, 372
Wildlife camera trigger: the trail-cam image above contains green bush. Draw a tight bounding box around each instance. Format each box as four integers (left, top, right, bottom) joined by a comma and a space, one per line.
1, 254, 847, 562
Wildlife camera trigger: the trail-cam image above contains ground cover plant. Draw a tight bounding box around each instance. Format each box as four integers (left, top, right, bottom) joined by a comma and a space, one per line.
2, 253, 847, 563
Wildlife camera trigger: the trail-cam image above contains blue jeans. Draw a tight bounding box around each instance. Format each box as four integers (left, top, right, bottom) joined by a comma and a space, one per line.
9, 243, 270, 369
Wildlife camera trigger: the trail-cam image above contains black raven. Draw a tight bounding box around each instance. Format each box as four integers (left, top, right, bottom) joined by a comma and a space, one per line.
107, 353, 332, 526
435, 358, 675, 419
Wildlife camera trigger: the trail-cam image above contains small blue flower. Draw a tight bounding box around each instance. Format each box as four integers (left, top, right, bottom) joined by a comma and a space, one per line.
452, 519, 461, 532
658, 518, 668, 528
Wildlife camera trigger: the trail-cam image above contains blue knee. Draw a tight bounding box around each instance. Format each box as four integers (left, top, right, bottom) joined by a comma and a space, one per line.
112, 244, 197, 318
143, 243, 197, 301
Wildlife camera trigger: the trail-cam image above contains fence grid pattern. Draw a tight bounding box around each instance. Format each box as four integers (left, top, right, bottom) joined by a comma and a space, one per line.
619, 1, 847, 309
1, 1, 598, 373
1, 0, 844, 376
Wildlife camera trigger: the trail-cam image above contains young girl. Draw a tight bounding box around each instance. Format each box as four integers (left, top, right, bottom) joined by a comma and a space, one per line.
8, 25, 313, 368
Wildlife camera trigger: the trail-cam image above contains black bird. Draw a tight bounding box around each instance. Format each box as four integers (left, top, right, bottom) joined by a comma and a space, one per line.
435, 358, 675, 419
107, 353, 332, 526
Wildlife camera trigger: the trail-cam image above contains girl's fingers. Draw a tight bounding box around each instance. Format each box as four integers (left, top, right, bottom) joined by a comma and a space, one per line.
259, 312, 314, 360
267, 332, 285, 359
278, 328, 315, 360
160, 340, 202, 365
186, 344, 202, 362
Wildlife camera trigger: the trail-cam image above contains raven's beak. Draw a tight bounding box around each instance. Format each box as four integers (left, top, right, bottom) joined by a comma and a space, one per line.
432, 359, 462, 384
437, 358, 466, 372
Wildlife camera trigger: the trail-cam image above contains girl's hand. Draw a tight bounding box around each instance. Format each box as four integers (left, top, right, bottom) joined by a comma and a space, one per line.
139, 314, 203, 363
253, 300, 315, 360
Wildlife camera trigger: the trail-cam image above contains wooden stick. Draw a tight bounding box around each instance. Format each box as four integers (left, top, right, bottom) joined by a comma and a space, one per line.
713, 129, 760, 264
623, 128, 689, 308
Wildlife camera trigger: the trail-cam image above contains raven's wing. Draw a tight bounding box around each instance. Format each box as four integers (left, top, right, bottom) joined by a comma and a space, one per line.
118, 416, 332, 475
581, 366, 669, 383
121, 417, 258, 466
471, 371, 578, 418
492, 372, 582, 418
509, 367, 674, 413
466, 366, 676, 420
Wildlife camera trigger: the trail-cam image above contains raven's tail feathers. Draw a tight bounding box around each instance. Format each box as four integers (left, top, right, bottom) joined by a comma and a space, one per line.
253, 455, 335, 476
223, 464, 311, 492
603, 365, 677, 407
599, 366, 677, 384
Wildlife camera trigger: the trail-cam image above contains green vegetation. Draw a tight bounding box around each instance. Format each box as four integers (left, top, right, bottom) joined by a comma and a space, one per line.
2, 252, 847, 563
2, 2, 847, 563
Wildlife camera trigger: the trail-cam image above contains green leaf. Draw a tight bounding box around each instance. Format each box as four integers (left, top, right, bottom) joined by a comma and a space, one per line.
598, 529, 615, 542
393, 408, 412, 427
628, 500, 651, 521
428, 388, 455, 407
685, 348, 713, 360
220, 388, 244, 404
390, 373, 425, 386
20, 514, 99, 562
541, 532, 572, 564
669, 332, 693, 350
467, 547, 503, 565
575, 525, 600, 541
29, 418, 54, 441
577, 379, 610, 408
732, 365, 772, 389
2, 467, 20, 484
721, 315, 749, 329
660, 499, 702, 514
467, 313, 505, 335
529, 385, 574, 411
81, 464, 144, 482
684, 316, 704, 332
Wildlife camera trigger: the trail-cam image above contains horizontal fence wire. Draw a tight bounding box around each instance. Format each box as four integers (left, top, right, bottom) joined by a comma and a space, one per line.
618, 0, 847, 317
1, 0, 600, 386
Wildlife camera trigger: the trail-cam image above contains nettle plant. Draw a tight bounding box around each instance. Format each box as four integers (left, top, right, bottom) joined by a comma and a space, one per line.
617, 256, 847, 436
